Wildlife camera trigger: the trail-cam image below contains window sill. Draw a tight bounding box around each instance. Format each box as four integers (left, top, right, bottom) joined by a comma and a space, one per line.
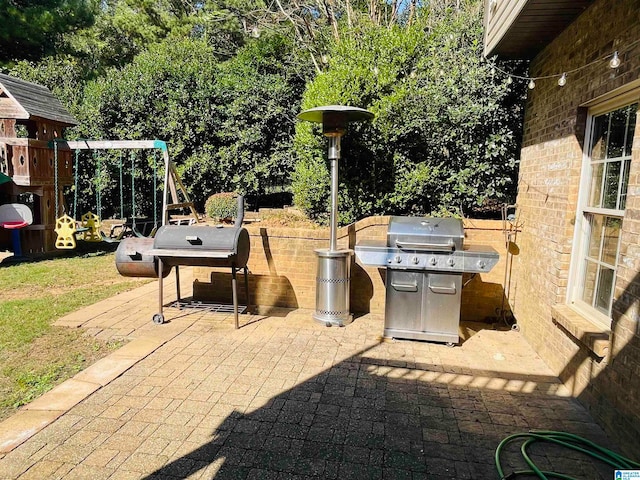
551, 304, 610, 359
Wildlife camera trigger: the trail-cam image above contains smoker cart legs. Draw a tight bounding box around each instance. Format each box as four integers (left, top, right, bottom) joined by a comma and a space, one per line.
243, 266, 250, 316
230, 266, 251, 329
232, 267, 238, 329
151, 263, 251, 328
153, 258, 166, 324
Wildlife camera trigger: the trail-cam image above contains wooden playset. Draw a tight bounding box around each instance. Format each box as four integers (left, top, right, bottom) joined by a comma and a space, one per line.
0, 74, 197, 255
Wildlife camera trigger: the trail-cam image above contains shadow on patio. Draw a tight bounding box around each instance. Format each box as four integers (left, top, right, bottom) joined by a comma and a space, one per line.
129, 327, 614, 480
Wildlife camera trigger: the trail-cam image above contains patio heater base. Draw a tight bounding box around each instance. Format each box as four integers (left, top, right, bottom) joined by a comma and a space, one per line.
313, 249, 353, 327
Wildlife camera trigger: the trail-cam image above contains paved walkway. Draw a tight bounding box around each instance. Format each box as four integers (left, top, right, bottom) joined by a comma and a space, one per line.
0, 269, 620, 479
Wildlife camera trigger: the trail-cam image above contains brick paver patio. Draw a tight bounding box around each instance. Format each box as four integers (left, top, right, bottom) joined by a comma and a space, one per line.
0, 268, 620, 479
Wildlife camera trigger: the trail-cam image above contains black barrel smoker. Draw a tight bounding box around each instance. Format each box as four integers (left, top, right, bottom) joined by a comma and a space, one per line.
116, 195, 250, 327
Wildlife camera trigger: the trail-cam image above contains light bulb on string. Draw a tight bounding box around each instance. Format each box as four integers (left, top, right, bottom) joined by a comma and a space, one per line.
558, 73, 567, 87
609, 51, 621, 69
506, 76, 513, 85
528, 79, 536, 89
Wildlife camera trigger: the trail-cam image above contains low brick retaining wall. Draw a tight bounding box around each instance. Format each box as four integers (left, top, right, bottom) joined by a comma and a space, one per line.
193, 216, 510, 322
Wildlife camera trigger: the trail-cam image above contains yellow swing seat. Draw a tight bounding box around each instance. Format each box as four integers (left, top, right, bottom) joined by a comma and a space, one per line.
81, 212, 102, 242
55, 214, 77, 249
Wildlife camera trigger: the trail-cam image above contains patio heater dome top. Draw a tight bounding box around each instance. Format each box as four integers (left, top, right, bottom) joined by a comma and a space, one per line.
297, 105, 374, 124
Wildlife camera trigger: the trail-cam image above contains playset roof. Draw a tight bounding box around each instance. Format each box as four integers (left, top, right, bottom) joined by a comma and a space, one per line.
0, 73, 77, 126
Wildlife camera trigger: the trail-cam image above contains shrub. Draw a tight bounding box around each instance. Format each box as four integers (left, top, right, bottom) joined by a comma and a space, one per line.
291, 155, 330, 224
205, 192, 238, 221
292, 2, 524, 223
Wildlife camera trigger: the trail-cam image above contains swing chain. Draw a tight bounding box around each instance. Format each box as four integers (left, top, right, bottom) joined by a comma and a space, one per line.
53, 141, 59, 217
153, 149, 158, 227
73, 149, 80, 219
130, 150, 136, 229
119, 151, 124, 220
95, 151, 102, 220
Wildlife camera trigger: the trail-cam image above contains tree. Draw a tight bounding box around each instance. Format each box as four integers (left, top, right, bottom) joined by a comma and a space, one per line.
77, 33, 308, 212
292, 0, 525, 223
0, 0, 96, 65
181, 33, 309, 207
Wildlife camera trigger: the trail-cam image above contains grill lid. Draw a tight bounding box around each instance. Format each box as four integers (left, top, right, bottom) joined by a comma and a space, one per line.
387, 217, 464, 251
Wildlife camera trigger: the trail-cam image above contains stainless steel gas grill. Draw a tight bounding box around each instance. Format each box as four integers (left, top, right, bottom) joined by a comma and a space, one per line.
355, 216, 499, 345
145, 196, 250, 328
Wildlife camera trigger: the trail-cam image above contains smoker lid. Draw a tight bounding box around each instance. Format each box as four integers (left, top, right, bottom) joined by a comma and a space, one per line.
153, 225, 247, 252
387, 217, 464, 249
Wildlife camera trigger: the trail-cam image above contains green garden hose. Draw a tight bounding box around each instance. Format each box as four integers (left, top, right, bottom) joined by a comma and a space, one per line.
495, 430, 640, 479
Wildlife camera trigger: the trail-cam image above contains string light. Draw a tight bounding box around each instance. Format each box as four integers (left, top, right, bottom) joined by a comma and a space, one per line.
487, 38, 639, 90
609, 51, 620, 69
558, 73, 567, 87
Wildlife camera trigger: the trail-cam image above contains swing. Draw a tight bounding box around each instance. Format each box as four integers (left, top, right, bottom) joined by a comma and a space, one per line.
128, 149, 160, 238
53, 142, 77, 249
55, 215, 77, 249
52, 139, 196, 250
81, 212, 102, 242
80, 150, 106, 242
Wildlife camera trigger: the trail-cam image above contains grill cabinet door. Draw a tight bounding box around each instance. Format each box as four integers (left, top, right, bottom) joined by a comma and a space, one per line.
384, 270, 424, 332
424, 273, 462, 337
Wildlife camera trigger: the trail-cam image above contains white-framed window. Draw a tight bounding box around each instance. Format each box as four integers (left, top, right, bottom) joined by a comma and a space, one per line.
570, 100, 638, 326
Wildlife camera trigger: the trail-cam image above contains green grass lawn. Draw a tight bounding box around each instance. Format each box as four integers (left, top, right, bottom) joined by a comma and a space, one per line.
0, 251, 150, 421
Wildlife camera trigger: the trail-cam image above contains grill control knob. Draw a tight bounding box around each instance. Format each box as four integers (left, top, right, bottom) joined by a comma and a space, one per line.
477, 260, 486, 270
429, 256, 437, 266
411, 256, 419, 265
447, 257, 455, 267
394, 255, 402, 264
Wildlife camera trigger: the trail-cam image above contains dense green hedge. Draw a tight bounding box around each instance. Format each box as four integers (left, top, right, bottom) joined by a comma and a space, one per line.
292, 4, 523, 223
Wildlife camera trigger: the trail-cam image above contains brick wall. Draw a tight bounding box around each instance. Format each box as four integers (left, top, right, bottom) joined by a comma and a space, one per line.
512, 0, 640, 455
193, 216, 509, 322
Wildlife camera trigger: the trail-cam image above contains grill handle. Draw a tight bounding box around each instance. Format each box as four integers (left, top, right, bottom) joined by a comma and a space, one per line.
429, 285, 457, 295
395, 239, 455, 251
390, 281, 418, 292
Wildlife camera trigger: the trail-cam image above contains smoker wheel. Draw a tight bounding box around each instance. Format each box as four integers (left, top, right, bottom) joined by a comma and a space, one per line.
152, 313, 165, 325
511, 323, 520, 332
446, 342, 456, 348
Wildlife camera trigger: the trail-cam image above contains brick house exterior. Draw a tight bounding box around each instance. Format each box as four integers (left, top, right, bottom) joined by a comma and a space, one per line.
484, 0, 640, 454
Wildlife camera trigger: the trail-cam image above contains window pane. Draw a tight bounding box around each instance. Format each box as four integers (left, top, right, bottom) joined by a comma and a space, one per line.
589, 163, 604, 208
582, 260, 598, 306
620, 159, 631, 209
595, 266, 614, 314
602, 217, 621, 265
586, 214, 603, 260
623, 104, 637, 156
607, 109, 628, 158
590, 114, 608, 161
602, 160, 621, 209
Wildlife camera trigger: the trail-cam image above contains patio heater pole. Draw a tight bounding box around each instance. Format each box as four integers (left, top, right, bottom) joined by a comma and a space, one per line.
328, 134, 340, 252
298, 105, 374, 327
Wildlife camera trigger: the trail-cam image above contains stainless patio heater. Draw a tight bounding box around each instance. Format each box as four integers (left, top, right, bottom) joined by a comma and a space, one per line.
298, 105, 374, 326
